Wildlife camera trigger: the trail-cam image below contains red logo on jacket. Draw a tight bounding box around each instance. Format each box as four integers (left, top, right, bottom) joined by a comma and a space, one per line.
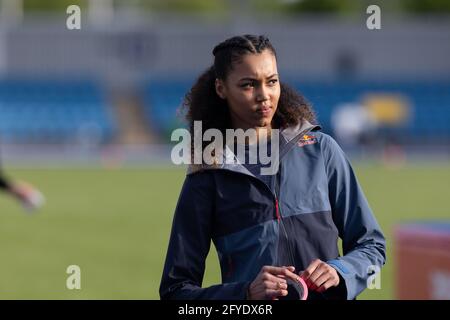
298, 134, 317, 147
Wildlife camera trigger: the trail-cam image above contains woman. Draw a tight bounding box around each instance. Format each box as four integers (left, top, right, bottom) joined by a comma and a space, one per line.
160, 35, 386, 300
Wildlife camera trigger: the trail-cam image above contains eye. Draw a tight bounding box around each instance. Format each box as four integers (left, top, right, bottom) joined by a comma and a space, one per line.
240, 82, 255, 88
268, 79, 278, 85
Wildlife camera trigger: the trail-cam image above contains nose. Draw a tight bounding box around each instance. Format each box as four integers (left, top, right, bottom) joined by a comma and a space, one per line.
256, 84, 270, 102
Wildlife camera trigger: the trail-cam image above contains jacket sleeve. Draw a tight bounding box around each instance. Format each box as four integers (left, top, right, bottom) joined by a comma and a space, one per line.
0, 166, 11, 190
0, 149, 10, 190
321, 134, 386, 300
0, 175, 9, 190
159, 171, 250, 300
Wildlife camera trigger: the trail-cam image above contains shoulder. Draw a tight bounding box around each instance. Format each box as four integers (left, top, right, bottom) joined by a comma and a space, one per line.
186, 167, 214, 178
185, 168, 216, 188
306, 131, 342, 155
311, 132, 349, 168
313, 131, 336, 145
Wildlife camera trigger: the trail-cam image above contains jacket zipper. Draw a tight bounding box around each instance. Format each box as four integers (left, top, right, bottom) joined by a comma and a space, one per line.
275, 198, 281, 221
273, 127, 317, 267
274, 181, 297, 267
217, 127, 316, 265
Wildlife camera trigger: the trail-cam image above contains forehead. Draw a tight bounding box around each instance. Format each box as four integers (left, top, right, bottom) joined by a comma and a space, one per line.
228, 50, 278, 80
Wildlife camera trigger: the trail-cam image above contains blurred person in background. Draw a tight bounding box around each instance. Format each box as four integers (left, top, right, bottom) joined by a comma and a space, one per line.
160, 35, 386, 300
331, 102, 376, 151
0, 156, 45, 212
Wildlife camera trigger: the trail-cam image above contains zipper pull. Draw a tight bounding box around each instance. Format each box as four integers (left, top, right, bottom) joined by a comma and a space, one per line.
275, 198, 281, 221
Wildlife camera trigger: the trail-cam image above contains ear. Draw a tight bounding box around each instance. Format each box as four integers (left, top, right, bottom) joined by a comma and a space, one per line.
215, 78, 226, 99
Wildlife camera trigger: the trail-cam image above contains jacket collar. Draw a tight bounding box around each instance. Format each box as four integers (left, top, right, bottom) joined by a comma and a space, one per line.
187, 120, 321, 176
280, 120, 320, 144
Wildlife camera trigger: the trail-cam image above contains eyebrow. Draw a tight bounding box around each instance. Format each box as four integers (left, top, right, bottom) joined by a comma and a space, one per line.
238, 74, 278, 81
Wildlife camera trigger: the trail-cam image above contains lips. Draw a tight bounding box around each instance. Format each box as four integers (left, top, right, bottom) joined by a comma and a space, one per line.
257, 106, 272, 116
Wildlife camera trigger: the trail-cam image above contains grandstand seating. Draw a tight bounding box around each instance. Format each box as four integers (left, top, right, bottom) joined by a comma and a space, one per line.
142, 78, 450, 143
0, 79, 116, 144
1, 77, 448, 144
142, 79, 192, 140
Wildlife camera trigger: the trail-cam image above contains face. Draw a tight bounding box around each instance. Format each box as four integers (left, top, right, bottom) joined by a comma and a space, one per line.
215, 50, 280, 130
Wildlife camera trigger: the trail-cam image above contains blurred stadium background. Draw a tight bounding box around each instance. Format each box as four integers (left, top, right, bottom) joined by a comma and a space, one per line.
0, 0, 449, 299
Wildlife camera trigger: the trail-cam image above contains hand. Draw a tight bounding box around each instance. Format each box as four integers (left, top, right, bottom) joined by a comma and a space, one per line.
9, 181, 45, 212
247, 265, 299, 300
300, 259, 340, 293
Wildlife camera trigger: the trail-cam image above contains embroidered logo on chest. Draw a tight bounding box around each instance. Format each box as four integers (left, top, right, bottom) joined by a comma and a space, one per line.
297, 134, 317, 147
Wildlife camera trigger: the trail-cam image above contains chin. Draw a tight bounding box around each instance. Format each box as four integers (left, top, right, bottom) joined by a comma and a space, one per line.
259, 118, 273, 128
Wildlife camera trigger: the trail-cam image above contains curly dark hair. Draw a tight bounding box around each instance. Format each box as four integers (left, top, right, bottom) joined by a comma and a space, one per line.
182, 34, 316, 136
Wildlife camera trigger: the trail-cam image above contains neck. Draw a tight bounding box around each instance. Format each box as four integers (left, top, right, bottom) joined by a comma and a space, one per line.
230, 125, 273, 146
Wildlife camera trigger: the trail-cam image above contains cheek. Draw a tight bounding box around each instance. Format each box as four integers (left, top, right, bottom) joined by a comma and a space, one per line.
229, 90, 254, 109
271, 86, 281, 104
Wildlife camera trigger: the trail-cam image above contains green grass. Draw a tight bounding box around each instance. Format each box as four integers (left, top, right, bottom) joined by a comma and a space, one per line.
0, 163, 449, 299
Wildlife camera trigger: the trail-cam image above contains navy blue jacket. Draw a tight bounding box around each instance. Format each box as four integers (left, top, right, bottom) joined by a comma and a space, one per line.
160, 121, 386, 300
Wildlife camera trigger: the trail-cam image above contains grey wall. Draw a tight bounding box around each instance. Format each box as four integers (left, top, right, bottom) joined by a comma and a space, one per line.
1, 14, 450, 85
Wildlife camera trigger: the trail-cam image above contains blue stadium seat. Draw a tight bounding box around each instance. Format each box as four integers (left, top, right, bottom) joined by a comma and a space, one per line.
0, 78, 116, 143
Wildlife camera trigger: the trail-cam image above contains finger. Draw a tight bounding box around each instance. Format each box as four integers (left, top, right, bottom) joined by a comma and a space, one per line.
281, 269, 302, 284
277, 267, 301, 280
307, 264, 329, 289
310, 271, 332, 291
263, 280, 288, 291
254, 286, 286, 299
281, 266, 296, 273
261, 265, 294, 276
252, 278, 287, 297
261, 266, 299, 285
261, 272, 288, 285
317, 278, 339, 293
265, 289, 288, 300
300, 259, 322, 281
